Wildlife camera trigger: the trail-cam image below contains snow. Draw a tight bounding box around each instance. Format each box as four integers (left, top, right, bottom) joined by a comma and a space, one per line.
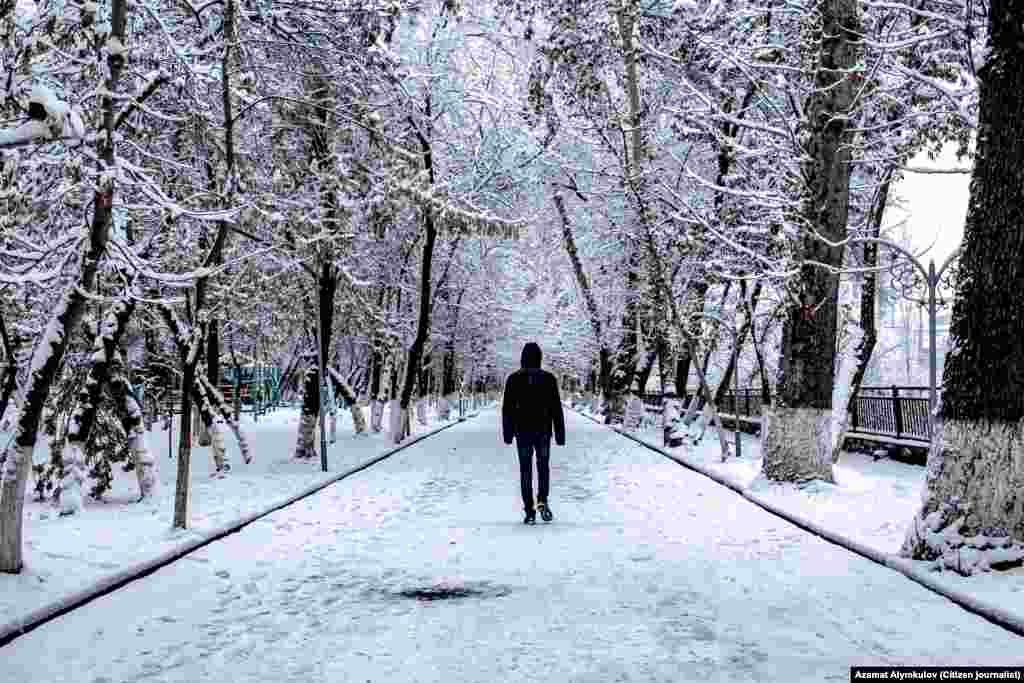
584, 405, 1024, 627
673, 0, 699, 12
3, 409, 1024, 679
29, 84, 64, 116
0, 402, 462, 632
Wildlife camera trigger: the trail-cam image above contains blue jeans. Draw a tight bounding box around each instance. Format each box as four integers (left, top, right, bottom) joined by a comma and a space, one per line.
516, 434, 550, 511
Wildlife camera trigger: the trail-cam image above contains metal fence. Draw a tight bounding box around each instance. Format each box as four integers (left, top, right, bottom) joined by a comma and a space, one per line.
850, 386, 930, 443
640, 384, 931, 444
639, 388, 770, 420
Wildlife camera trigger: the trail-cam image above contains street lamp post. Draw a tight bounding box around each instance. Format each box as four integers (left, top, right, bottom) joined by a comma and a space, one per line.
315, 291, 329, 473
849, 238, 962, 429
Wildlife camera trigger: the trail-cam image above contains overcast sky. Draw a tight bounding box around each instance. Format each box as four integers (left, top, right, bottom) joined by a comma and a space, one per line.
887, 143, 971, 267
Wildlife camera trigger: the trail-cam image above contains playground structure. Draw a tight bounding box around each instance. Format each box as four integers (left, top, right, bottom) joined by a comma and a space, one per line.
218, 362, 282, 413
153, 362, 282, 420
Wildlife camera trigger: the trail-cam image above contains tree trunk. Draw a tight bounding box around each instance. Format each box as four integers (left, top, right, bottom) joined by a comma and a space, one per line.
195, 375, 251, 464
0, 311, 16, 427
657, 335, 670, 395
397, 106, 440, 443
0, 0, 128, 572
830, 176, 887, 462
61, 297, 137, 515
593, 0, 646, 425
107, 365, 157, 500
439, 302, 460, 420
160, 301, 212, 530
141, 328, 159, 431
901, 5, 1024, 574
194, 370, 227, 472
751, 302, 780, 404
294, 366, 320, 459
292, 270, 338, 452
699, 282, 733, 382
416, 353, 431, 425
714, 282, 763, 406
674, 282, 708, 399
328, 367, 366, 435
761, 0, 860, 485
597, 348, 614, 422
201, 0, 239, 447
195, 404, 212, 447
174, 345, 196, 529
555, 192, 620, 417
634, 345, 658, 396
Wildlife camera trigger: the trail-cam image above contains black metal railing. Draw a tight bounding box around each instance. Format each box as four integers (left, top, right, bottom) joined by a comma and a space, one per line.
639, 384, 931, 443
850, 386, 930, 442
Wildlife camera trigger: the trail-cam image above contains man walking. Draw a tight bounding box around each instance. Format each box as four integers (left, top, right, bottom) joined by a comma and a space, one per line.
502, 342, 566, 525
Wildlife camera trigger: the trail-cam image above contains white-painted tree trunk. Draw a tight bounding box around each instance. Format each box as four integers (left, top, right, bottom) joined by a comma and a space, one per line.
293, 413, 317, 459
58, 442, 86, 516
830, 299, 863, 463
123, 391, 158, 500
662, 400, 683, 447
129, 429, 158, 500
438, 395, 452, 420
209, 419, 227, 472
0, 445, 32, 572
388, 399, 402, 443
389, 399, 410, 444
371, 400, 384, 433
350, 403, 367, 435
624, 395, 644, 432
222, 415, 251, 464
328, 410, 337, 444
901, 419, 1024, 575
415, 399, 428, 426
762, 407, 835, 483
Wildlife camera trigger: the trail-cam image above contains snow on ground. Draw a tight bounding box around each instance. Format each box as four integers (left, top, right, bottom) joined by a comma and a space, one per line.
0, 402, 462, 627
581, 405, 1024, 623
4, 410, 1024, 682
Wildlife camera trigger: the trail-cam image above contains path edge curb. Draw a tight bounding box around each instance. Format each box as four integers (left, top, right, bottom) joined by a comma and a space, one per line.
0, 415, 475, 649
571, 407, 1024, 639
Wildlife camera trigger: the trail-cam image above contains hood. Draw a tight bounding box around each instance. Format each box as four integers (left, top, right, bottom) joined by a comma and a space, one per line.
520, 342, 542, 369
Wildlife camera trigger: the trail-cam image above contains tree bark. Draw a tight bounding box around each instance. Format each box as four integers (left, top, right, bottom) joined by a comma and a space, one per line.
195, 375, 250, 464
674, 282, 708, 398
586, 2, 645, 422
163, 304, 208, 530
554, 191, 615, 414
327, 366, 366, 434
107, 361, 158, 501
294, 366, 320, 459
0, 311, 17, 427
0, 0, 127, 572
761, 0, 860, 484
902, 4, 1024, 573
830, 175, 888, 462
634, 345, 658, 396
714, 282, 763, 406
397, 106, 440, 442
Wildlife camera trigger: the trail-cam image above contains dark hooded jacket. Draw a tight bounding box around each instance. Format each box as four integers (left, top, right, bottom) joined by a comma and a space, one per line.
502, 342, 566, 445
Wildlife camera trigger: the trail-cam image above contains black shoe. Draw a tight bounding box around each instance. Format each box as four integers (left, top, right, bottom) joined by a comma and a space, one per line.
537, 502, 553, 522
523, 510, 536, 525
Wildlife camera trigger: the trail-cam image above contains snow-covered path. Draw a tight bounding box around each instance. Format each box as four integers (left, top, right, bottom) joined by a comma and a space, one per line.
6, 410, 1023, 682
